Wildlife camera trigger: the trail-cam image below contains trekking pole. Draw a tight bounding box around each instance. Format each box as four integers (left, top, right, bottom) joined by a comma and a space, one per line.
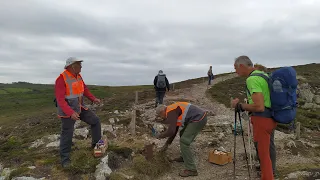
248, 118, 253, 170
237, 110, 251, 179
233, 108, 237, 179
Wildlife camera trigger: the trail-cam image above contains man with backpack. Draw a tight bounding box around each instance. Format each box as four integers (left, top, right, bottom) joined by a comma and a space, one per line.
153, 70, 170, 107
231, 56, 298, 180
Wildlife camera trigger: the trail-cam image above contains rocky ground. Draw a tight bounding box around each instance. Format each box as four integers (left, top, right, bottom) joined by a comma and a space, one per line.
1, 73, 319, 180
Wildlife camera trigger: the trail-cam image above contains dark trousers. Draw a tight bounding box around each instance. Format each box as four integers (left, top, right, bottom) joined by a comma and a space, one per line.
60, 109, 101, 164
255, 129, 276, 174
155, 91, 166, 107
208, 75, 213, 85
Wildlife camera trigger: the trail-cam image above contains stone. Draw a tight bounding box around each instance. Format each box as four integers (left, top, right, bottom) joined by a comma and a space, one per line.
74, 127, 89, 139
314, 95, 320, 104
302, 103, 320, 109
27, 166, 36, 170
299, 85, 314, 103
208, 138, 219, 147
0, 168, 14, 180
118, 172, 134, 179
285, 171, 312, 179
217, 146, 226, 152
114, 110, 119, 114
29, 134, 60, 149
153, 124, 165, 133
109, 118, 115, 124
286, 140, 296, 148
46, 141, 60, 148
45, 134, 60, 142
12, 177, 45, 180
29, 139, 44, 149
217, 132, 225, 141
274, 130, 294, 141
95, 155, 112, 180
74, 121, 81, 129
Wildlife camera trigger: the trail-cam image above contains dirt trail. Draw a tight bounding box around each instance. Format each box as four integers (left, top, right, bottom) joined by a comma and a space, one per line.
135, 73, 319, 180
150, 74, 259, 180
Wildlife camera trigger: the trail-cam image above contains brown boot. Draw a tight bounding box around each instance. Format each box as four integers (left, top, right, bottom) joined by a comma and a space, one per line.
179, 169, 198, 177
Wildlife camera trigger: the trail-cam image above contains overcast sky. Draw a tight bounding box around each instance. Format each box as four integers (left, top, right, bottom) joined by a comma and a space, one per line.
0, 0, 319, 86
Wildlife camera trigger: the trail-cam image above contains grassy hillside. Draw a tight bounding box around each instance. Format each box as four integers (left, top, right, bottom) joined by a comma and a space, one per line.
0, 71, 231, 178
0, 64, 318, 179
208, 63, 320, 130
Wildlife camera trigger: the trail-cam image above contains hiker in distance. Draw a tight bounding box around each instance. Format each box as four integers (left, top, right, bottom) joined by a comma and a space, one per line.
231, 56, 277, 180
153, 70, 170, 107
155, 102, 208, 177
55, 57, 103, 168
207, 65, 214, 85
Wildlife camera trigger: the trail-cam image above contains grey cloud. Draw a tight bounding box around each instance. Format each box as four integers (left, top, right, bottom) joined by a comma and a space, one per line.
0, 0, 319, 85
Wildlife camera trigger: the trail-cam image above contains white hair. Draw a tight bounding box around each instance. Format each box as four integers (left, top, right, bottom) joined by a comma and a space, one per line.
234, 55, 253, 67
156, 104, 166, 115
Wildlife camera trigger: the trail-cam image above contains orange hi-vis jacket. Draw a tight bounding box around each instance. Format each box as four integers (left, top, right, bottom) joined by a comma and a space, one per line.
165, 102, 191, 127
56, 70, 88, 118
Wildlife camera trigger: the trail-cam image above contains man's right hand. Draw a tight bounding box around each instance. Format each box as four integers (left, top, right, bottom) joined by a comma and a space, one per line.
70, 112, 80, 120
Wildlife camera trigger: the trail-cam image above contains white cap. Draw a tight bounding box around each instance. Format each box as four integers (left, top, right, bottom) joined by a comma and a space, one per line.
64, 57, 83, 69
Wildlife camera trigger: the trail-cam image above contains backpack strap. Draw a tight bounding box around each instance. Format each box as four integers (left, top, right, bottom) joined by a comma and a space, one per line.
246, 73, 273, 118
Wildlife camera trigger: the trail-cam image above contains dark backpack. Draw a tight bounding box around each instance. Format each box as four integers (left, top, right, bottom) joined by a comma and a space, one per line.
247, 67, 298, 124
156, 75, 167, 88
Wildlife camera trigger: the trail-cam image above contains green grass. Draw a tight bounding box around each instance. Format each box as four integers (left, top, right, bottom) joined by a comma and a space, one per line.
208, 63, 320, 130
0, 82, 156, 178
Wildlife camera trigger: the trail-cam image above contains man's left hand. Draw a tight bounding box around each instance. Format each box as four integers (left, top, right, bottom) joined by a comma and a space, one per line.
93, 98, 101, 104
231, 98, 240, 108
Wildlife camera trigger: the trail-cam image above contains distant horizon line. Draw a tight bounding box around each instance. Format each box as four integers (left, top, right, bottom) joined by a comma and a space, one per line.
1, 62, 318, 86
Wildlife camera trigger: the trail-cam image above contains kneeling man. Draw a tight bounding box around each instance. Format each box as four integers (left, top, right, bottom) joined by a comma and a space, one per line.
155, 102, 208, 177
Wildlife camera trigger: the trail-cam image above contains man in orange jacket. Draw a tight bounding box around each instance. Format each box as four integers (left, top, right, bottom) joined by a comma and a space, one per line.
155, 102, 207, 177
55, 57, 102, 168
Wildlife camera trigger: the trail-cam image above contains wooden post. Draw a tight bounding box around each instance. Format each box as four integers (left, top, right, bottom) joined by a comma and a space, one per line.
295, 122, 300, 140
130, 109, 136, 136
172, 83, 175, 91
135, 91, 138, 104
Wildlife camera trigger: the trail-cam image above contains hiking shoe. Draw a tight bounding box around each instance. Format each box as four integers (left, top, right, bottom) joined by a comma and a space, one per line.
62, 160, 71, 169
179, 169, 198, 177
170, 156, 184, 162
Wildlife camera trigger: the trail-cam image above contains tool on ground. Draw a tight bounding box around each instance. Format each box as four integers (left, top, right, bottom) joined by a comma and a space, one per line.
233, 107, 251, 179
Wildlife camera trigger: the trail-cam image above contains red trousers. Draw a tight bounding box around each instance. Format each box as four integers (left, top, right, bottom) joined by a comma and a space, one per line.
251, 116, 277, 180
